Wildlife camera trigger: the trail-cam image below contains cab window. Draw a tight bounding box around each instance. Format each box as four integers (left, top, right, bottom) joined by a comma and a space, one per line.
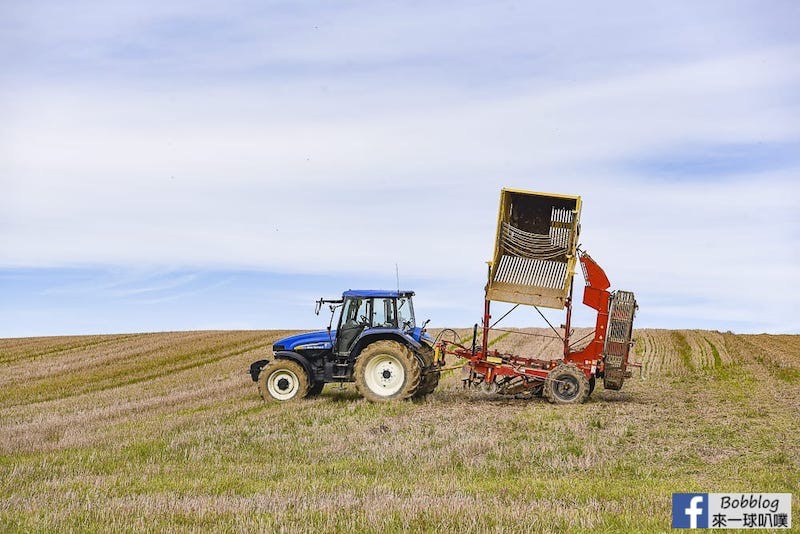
343, 298, 369, 326
372, 298, 396, 327
397, 297, 414, 329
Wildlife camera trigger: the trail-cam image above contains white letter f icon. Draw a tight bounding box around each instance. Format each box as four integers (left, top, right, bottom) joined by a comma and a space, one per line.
685, 496, 704, 528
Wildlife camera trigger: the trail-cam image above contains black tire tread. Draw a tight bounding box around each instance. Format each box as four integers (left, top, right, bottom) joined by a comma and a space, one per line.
413, 344, 440, 398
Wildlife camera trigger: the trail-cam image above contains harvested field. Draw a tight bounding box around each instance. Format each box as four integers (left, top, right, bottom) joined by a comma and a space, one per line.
1, 329, 798, 532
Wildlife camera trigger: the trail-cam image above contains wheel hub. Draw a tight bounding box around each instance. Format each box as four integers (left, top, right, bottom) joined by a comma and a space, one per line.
555, 376, 579, 400
363, 354, 406, 396
267, 369, 300, 401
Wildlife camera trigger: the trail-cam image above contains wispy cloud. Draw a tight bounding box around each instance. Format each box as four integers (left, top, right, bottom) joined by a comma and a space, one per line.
131, 276, 232, 304
38, 271, 200, 297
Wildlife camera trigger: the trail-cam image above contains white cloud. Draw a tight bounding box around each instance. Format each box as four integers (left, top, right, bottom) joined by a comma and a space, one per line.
1, 1, 798, 332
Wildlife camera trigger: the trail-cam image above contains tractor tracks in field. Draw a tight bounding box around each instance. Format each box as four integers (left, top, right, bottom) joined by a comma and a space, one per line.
0, 332, 280, 409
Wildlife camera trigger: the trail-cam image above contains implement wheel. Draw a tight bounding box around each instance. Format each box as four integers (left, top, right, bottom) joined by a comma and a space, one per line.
258, 359, 309, 402
355, 340, 421, 402
413, 345, 440, 398
544, 364, 590, 405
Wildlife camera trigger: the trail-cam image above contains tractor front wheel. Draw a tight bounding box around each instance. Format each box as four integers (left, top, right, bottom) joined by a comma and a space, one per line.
258, 359, 310, 402
544, 364, 590, 405
354, 340, 421, 402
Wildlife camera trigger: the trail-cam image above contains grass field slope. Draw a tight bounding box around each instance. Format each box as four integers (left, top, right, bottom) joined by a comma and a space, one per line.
1, 329, 798, 532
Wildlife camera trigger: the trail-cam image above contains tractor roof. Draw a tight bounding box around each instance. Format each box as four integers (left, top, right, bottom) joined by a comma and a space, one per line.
342, 289, 415, 298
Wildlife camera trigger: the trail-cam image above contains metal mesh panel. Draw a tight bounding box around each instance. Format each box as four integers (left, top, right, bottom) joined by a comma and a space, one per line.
602, 290, 637, 390
494, 255, 567, 289
606, 291, 637, 343
549, 207, 573, 249
498, 206, 575, 262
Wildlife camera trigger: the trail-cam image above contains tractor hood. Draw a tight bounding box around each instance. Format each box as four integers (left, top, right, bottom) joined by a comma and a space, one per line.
273, 330, 334, 352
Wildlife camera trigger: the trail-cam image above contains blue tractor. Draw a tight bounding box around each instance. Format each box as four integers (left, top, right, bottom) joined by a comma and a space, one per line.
249, 290, 441, 402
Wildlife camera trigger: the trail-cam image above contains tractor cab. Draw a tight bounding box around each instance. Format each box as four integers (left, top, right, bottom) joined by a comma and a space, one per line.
334, 290, 420, 355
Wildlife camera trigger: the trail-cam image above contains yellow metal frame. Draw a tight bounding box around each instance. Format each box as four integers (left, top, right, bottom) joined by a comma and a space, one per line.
486, 188, 582, 310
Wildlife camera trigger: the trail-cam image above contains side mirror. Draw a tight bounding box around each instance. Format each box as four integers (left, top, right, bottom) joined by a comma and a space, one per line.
421, 319, 431, 331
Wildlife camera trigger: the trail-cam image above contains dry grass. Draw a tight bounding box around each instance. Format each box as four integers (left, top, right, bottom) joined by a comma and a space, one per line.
1, 329, 798, 532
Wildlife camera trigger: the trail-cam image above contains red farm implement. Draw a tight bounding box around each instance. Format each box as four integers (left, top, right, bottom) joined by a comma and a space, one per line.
434, 188, 638, 404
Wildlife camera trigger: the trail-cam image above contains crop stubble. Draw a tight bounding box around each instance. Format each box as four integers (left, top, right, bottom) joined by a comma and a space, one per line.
0, 329, 797, 532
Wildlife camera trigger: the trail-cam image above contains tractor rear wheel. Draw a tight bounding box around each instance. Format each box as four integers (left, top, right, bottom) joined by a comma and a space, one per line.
258, 359, 309, 402
354, 340, 421, 402
413, 345, 440, 398
544, 364, 590, 405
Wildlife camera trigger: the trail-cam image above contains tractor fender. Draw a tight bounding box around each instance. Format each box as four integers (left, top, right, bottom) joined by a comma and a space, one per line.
351, 332, 424, 364
273, 351, 315, 380
249, 359, 269, 382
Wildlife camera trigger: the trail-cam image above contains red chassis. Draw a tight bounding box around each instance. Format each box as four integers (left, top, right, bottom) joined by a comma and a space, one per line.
436, 251, 637, 403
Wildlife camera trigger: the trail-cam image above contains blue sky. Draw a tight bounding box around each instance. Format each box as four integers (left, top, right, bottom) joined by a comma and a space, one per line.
1, 1, 798, 336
